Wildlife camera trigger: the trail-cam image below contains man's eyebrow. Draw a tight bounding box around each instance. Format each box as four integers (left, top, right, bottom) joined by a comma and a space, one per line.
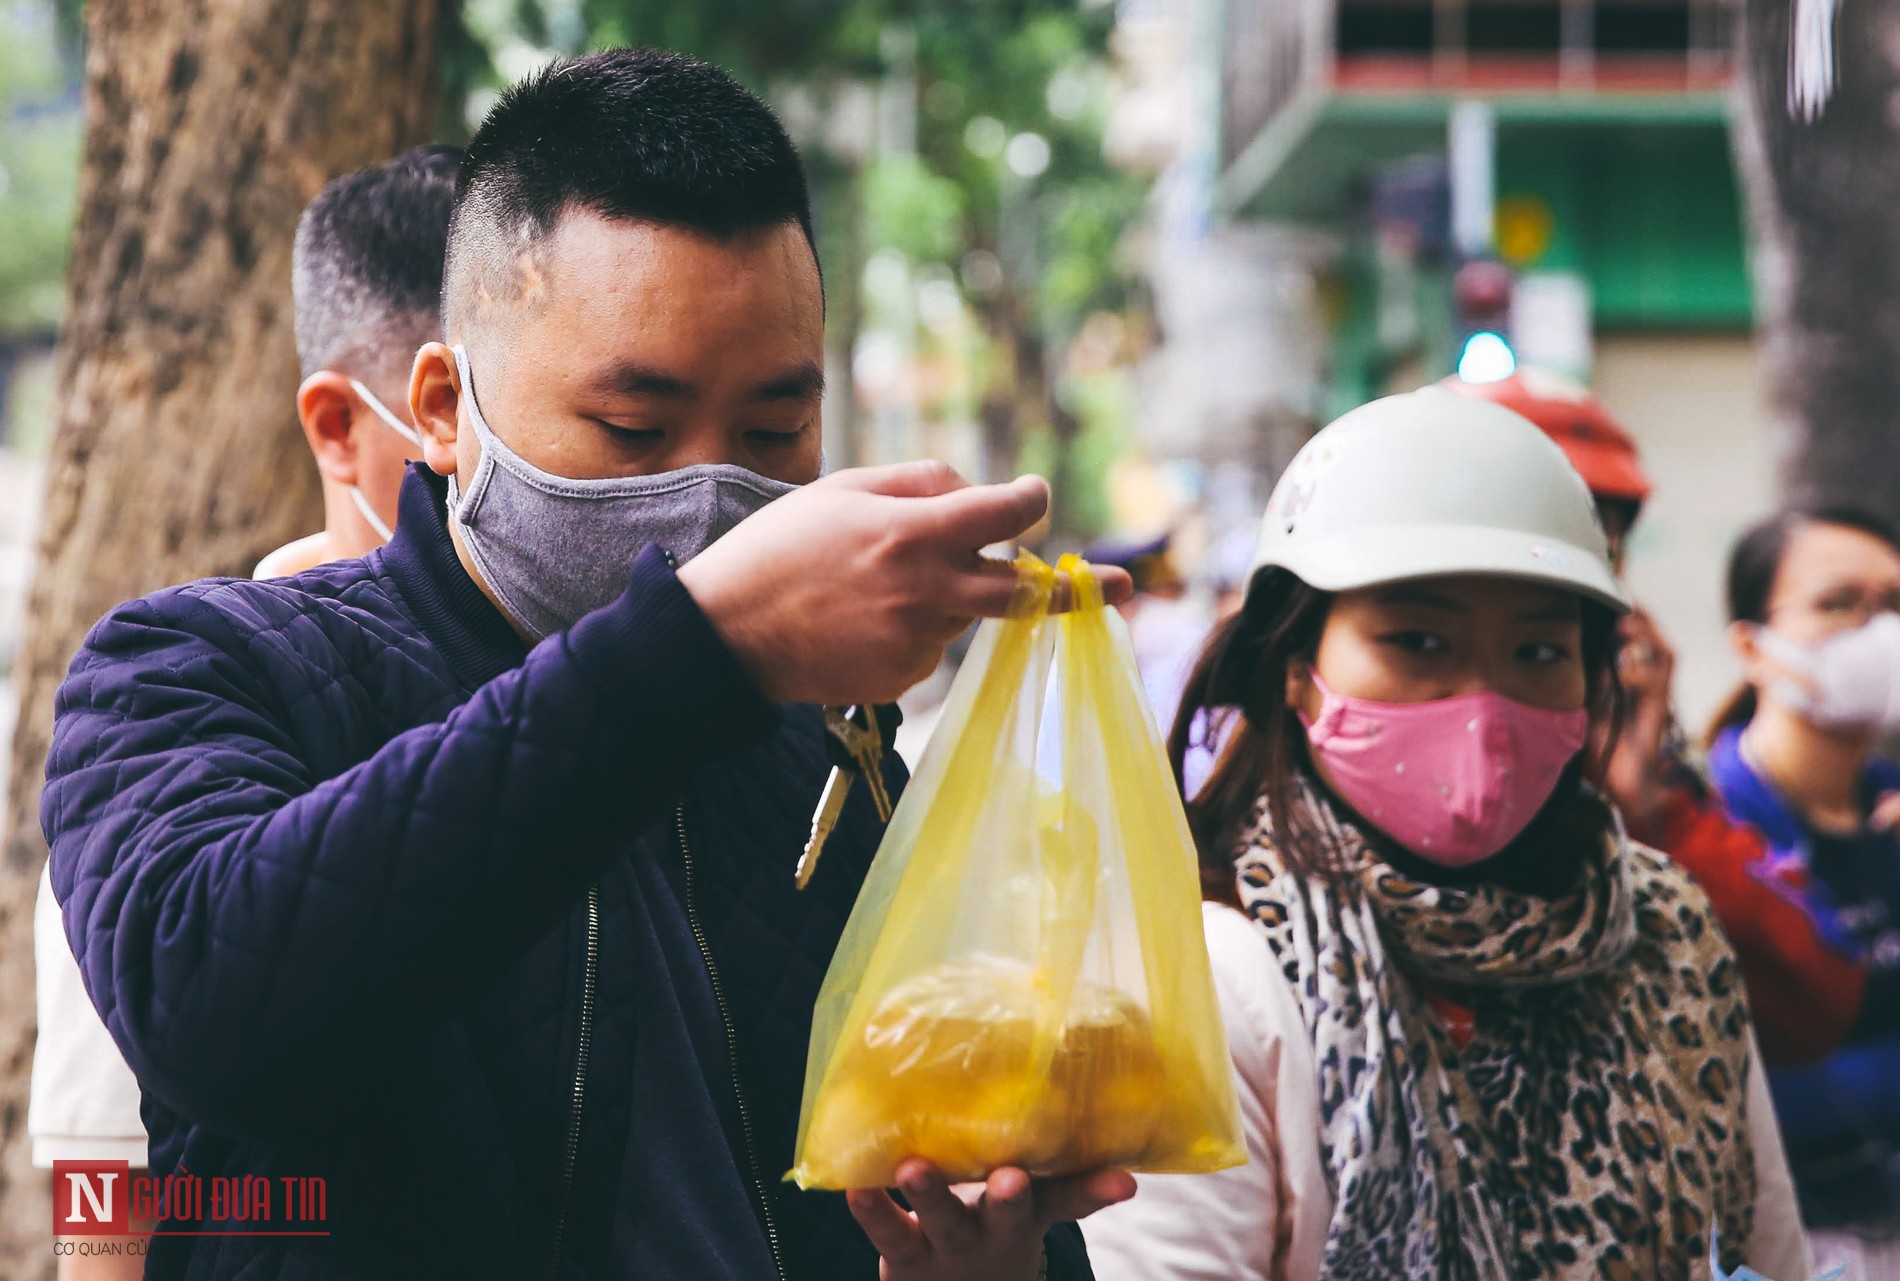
750, 362, 826, 402
1518, 601, 1583, 623
593, 362, 697, 399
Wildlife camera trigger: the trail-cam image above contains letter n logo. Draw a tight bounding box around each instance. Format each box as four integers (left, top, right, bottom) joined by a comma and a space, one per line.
52, 1160, 130, 1235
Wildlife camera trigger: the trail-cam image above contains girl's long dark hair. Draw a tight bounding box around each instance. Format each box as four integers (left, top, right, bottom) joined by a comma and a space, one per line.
1704, 505, 1900, 746
1167, 570, 1328, 905
1169, 569, 1625, 905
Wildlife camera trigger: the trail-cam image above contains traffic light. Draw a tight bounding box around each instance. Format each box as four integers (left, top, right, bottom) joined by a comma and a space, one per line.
1451, 258, 1516, 383
1458, 331, 1516, 383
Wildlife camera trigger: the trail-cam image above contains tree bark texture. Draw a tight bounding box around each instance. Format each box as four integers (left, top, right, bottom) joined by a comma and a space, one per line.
0, 1, 440, 1273
1735, 0, 1900, 530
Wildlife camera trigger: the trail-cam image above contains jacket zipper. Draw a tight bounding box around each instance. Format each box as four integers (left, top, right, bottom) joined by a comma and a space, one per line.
548, 882, 601, 1280
677, 805, 787, 1279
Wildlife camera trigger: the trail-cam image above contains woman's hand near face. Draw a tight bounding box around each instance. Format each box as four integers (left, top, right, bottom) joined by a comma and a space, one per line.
1601, 607, 1677, 842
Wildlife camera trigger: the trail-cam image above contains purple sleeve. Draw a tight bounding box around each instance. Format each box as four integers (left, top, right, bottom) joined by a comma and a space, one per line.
41, 547, 775, 1130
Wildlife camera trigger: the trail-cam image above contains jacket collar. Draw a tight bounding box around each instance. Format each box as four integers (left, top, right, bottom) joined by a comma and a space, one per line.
1711, 723, 1900, 848
381, 464, 528, 691
1709, 725, 1819, 852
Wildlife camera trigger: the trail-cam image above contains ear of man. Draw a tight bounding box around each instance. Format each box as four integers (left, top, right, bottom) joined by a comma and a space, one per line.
296, 371, 364, 489
408, 342, 464, 478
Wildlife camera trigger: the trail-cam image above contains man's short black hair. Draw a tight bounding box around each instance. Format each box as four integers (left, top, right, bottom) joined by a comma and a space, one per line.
293, 144, 461, 379
443, 48, 816, 337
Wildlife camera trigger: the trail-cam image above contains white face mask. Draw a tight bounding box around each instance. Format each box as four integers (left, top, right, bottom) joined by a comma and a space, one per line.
347, 380, 424, 543
1754, 612, 1900, 731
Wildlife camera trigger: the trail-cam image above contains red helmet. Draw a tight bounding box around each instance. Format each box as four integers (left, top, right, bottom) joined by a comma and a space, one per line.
1439, 369, 1653, 509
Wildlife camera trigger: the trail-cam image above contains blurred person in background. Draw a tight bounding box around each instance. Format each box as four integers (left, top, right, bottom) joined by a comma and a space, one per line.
1176, 528, 1258, 799
1441, 369, 1690, 843
1084, 531, 1208, 732
253, 145, 455, 577
1206, 527, 1258, 623
28, 143, 455, 1281
1692, 507, 1900, 1276
1085, 389, 1809, 1281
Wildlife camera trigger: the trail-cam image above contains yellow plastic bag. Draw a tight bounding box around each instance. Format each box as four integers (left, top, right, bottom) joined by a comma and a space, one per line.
790, 552, 1245, 1190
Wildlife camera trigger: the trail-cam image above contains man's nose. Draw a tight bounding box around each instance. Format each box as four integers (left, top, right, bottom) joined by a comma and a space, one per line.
649, 421, 744, 471
655, 433, 741, 471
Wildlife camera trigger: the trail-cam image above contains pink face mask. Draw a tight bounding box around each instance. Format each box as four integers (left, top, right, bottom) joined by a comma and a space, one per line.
1300, 673, 1590, 867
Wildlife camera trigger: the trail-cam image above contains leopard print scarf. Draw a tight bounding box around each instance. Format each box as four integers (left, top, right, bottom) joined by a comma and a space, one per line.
1234, 787, 1758, 1280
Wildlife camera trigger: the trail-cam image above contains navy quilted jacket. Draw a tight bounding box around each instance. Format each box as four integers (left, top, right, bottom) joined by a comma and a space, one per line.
42, 468, 1095, 1281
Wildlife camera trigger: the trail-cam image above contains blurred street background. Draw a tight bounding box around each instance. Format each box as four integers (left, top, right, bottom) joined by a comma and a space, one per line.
0, 0, 1814, 784
1, 0, 1892, 1267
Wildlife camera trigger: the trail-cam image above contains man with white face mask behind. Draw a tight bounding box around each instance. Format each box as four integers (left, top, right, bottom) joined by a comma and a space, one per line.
253, 145, 458, 577
41, 50, 1133, 1281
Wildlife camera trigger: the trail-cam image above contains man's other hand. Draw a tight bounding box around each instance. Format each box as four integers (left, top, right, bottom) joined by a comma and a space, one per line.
847, 1158, 1136, 1281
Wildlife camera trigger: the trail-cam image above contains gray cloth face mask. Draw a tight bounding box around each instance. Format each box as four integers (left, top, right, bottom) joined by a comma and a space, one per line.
447, 344, 799, 640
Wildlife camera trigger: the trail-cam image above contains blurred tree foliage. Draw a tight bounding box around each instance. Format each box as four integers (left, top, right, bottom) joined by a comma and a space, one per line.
902, 0, 1143, 529
459, 0, 1144, 534
0, 1, 82, 340
5, 0, 1144, 531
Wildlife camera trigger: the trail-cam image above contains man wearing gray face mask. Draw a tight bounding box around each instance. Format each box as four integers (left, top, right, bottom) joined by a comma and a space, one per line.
41, 49, 1131, 1281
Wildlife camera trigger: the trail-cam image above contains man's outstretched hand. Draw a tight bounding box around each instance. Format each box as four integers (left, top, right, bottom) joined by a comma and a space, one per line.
847, 1159, 1136, 1281
679, 462, 1133, 705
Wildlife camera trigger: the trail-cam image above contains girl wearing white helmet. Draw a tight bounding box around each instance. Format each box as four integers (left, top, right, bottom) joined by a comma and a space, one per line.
1083, 390, 1811, 1281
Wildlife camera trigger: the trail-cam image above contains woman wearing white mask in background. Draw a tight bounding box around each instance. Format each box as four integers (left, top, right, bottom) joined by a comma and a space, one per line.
1691, 508, 1900, 1277
1084, 390, 1811, 1281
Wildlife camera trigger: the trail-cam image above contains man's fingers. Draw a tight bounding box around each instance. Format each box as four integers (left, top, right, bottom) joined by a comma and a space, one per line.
1051, 566, 1134, 612
1032, 1168, 1137, 1225
846, 1187, 927, 1263
919, 475, 1051, 549
981, 1167, 1038, 1239
1092, 566, 1135, 609
942, 557, 1026, 620
835, 467, 1134, 616
898, 1159, 982, 1254
830, 459, 969, 499
946, 560, 1139, 621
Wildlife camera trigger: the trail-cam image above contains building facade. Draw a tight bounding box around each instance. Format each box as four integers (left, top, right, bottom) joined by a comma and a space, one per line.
1167, 0, 1772, 727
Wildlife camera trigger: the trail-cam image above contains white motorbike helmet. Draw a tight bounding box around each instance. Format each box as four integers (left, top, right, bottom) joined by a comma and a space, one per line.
1247, 386, 1629, 614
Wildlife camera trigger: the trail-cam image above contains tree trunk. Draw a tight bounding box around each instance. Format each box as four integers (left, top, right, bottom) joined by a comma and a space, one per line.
1046, 386, 1082, 543
1734, 0, 1900, 529
0, 1, 440, 1273
978, 288, 1031, 486
820, 159, 869, 468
